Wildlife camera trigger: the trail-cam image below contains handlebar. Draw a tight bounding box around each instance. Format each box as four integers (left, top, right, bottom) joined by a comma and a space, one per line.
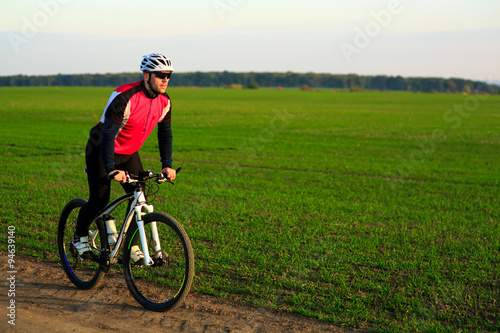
108, 167, 182, 184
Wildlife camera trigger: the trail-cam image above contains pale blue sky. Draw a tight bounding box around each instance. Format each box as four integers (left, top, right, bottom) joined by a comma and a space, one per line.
1, 0, 499, 80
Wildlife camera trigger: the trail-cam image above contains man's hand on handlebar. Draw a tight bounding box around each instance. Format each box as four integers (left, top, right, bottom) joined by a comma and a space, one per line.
108, 170, 128, 183
161, 167, 176, 181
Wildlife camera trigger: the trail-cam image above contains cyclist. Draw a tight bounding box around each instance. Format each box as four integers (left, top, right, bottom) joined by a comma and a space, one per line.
73, 53, 177, 262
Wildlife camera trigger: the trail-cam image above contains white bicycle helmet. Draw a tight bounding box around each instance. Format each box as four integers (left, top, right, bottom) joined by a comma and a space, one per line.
140, 53, 174, 72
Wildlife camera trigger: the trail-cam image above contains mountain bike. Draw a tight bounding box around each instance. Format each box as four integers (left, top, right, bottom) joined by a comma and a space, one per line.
57, 168, 194, 312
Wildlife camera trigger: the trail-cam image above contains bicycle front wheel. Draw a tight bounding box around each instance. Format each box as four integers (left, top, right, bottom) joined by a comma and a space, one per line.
57, 198, 106, 289
123, 212, 194, 311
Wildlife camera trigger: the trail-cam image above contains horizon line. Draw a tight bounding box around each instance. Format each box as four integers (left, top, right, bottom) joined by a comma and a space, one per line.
1, 71, 498, 83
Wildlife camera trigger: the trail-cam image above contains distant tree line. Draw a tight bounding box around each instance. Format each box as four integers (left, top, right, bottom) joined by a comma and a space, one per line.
0, 72, 498, 94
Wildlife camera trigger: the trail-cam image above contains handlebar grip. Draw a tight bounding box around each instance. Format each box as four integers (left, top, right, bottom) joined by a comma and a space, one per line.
107, 171, 119, 180
160, 167, 181, 181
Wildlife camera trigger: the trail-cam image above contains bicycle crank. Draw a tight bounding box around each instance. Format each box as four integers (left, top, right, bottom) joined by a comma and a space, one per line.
99, 250, 111, 273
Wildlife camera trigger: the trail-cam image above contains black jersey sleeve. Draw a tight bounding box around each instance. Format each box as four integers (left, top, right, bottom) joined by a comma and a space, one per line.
101, 118, 121, 174
158, 121, 173, 169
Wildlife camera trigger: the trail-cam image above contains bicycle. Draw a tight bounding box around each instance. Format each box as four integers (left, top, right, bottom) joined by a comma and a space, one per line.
57, 168, 194, 312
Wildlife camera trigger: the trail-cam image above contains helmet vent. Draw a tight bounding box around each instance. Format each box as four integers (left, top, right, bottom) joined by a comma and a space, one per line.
140, 53, 174, 72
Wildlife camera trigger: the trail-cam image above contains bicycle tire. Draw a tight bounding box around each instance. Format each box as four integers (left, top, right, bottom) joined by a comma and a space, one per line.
57, 198, 106, 289
123, 212, 194, 311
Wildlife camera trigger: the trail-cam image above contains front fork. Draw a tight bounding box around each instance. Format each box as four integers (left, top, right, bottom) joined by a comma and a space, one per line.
134, 192, 161, 266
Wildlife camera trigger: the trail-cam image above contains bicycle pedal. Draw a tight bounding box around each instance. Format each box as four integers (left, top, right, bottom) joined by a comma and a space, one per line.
99, 252, 111, 272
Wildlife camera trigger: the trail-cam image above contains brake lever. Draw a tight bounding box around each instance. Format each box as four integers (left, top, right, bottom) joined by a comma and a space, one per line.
157, 173, 174, 185
107, 171, 133, 183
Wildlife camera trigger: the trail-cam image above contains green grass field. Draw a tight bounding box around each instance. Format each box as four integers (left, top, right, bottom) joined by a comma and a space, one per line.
1, 87, 499, 332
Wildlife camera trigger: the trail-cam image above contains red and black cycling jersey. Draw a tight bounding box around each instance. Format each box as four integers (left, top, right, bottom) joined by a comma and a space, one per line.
94, 80, 173, 173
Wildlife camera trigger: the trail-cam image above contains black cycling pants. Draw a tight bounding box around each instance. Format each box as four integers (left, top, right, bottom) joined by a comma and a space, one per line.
75, 137, 144, 236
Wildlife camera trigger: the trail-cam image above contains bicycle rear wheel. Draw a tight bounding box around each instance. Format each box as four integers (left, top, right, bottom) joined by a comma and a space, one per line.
57, 198, 106, 289
123, 212, 194, 311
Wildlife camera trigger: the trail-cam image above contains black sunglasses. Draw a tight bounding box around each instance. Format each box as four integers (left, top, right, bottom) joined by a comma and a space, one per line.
153, 72, 172, 79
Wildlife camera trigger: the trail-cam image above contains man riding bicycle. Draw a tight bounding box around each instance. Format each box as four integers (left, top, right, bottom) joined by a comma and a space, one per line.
73, 53, 177, 262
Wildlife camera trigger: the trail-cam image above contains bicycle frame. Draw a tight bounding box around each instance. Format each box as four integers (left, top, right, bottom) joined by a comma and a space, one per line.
91, 186, 159, 266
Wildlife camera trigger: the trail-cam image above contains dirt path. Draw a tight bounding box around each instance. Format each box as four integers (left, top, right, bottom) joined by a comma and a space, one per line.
0, 253, 367, 332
